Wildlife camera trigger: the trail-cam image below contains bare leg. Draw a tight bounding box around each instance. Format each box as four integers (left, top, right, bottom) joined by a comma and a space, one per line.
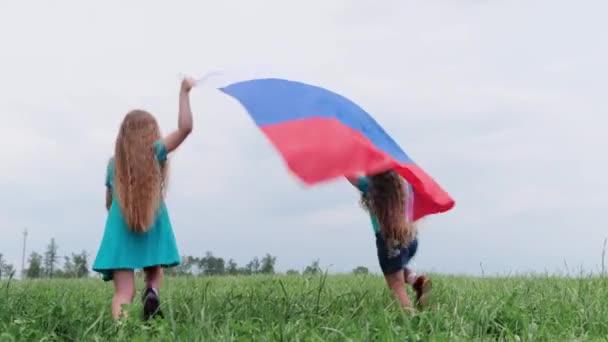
404, 268, 416, 285
143, 266, 163, 290
384, 271, 413, 310
142, 266, 163, 320
404, 267, 432, 307
112, 270, 135, 320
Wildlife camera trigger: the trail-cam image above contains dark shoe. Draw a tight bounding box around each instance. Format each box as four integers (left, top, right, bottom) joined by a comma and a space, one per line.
412, 276, 432, 308
142, 288, 163, 320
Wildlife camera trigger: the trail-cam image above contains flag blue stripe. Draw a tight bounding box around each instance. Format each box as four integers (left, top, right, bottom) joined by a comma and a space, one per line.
220, 78, 414, 164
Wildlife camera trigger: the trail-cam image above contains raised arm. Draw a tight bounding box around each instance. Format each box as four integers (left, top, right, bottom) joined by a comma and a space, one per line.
346, 173, 370, 193
105, 187, 112, 211
163, 77, 195, 153
345, 176, 358, 187
104, 158, 114, 211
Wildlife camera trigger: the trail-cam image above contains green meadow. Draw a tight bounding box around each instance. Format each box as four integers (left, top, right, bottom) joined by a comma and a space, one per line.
1, 274, 607, 341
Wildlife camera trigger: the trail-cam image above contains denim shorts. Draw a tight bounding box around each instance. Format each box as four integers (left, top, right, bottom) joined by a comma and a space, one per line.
375, 233, 418, 275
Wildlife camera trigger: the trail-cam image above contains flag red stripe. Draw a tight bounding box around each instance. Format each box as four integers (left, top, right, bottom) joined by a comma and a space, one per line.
261, 117, 455, 220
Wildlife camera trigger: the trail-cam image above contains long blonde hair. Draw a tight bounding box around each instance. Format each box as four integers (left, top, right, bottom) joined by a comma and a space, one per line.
113, 110, 168, 233
360, 170, 416, 246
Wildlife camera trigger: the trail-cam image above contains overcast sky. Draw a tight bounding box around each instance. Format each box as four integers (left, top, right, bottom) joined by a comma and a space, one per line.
0, 1, 606, 277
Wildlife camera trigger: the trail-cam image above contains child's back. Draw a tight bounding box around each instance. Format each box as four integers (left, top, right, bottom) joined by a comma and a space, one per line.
96, 137, 179, 282
92, 77, 195, 321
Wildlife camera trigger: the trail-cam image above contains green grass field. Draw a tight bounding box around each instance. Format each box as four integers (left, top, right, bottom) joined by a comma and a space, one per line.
1, 274, 607, 341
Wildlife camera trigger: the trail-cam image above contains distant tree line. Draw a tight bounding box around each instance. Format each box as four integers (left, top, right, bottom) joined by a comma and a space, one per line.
0, 238, 371, 280
19, 238, 90, 279
0, 253, 16, 280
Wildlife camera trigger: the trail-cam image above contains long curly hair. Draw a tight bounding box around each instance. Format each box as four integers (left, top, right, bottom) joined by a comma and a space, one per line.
360, 170, 416, 246
113, 110, 168, 233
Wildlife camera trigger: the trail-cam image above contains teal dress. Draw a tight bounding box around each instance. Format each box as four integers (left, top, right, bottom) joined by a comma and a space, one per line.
92, 140, 180, 281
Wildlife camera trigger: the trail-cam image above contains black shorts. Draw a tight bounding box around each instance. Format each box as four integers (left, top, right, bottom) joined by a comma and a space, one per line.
375, 233, 418, 275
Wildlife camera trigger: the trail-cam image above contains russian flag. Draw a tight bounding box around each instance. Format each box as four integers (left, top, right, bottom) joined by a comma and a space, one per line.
201, 70, 455, 221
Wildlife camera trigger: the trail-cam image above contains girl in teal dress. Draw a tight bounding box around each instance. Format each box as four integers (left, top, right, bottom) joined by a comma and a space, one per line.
93, 77, 195, 321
